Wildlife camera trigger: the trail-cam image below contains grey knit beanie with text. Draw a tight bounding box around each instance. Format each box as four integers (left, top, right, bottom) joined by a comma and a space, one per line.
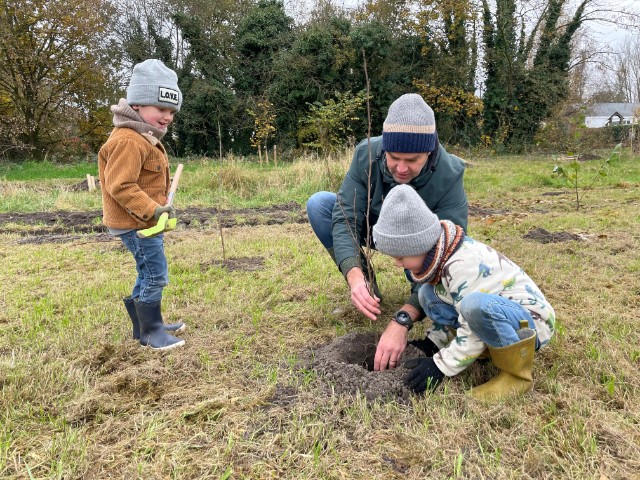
382, 93, 437, 153
127, 59, 182, 112
373, 185, 442, 257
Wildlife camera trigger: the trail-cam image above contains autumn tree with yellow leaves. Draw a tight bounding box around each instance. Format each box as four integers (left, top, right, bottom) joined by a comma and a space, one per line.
0, 0, 117, 158
248, 100, 276, 163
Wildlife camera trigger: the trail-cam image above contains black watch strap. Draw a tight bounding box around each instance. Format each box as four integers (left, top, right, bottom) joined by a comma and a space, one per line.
393, 310, 414, 331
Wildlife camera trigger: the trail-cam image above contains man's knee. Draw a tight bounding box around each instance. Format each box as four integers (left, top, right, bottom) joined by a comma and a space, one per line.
307, 192, 336, 247
307, 192, 335, 216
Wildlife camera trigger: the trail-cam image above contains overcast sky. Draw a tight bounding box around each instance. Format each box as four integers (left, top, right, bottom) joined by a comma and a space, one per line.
285, 0, 640, 49
585, 0, 640, 47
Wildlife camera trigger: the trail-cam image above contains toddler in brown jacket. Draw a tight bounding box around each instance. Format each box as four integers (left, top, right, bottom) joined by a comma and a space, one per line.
98, 59, 185, 351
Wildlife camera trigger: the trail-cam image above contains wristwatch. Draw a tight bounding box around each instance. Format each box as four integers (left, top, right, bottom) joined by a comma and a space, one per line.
393, 310, 414, 331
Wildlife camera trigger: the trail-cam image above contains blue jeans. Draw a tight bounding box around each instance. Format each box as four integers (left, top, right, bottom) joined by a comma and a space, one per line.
118, 231, 168, 303
419, 288, 539, 349
418, 283, 460, 328
307, 191, 336, 249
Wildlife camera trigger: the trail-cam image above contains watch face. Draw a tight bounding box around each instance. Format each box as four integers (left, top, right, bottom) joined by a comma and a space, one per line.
395, 311, 413, 329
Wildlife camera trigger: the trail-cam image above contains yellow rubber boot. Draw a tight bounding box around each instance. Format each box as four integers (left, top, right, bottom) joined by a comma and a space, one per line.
470, 323, 536, 402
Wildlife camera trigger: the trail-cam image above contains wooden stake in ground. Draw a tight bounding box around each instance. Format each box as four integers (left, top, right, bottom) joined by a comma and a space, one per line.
86, 174, 96, 191
258, 145, 262, 165
217, 207, 227, 261
273, 145, 277, 166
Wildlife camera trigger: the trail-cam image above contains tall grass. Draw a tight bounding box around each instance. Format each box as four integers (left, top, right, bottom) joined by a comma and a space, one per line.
0, 152, 352, 213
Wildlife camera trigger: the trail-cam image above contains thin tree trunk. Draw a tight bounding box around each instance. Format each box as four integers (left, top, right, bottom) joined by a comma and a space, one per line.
218, 119, 222, 161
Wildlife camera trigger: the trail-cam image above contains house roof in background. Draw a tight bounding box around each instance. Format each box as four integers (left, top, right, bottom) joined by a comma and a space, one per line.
586, 103, 640, 117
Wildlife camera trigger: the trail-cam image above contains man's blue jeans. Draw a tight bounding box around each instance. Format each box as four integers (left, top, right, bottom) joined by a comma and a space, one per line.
419, 287, 540, 349
308, 190, 415, 292
307, 191, 336, 249
118, 231, 168, 303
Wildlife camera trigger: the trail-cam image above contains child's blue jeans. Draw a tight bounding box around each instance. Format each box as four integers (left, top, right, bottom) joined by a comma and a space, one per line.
118, 231, 168, 303
419, 286, 540, 349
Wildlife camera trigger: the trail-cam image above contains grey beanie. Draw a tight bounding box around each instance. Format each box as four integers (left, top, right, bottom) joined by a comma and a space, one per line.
382, 93, 436, 153
372, 184, 442, 257
127, 59, 182, 112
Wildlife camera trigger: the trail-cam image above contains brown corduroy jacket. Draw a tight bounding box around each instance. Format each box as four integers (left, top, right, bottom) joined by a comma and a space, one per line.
98, 128, 170, 230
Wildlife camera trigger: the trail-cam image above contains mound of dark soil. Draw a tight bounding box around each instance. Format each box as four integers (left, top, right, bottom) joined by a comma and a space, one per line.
202, 256, 265, 272
523, 227, 583, 244
306, 332, 427, 404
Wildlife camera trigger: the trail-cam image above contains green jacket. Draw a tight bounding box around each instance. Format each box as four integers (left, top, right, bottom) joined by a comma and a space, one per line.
332, 135, 468, 314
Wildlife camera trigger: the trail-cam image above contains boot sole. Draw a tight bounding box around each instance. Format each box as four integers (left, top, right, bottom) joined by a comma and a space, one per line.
143, 339, 186, 351
132, 323, 185, 340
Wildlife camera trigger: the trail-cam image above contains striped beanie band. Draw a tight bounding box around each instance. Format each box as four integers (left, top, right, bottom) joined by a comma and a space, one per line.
382, 93, 437, 153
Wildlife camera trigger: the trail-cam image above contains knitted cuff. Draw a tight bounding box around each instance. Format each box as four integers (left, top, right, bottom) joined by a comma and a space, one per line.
339, 256, 360, 278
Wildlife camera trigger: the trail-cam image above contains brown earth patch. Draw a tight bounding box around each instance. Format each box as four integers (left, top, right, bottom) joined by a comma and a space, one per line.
0, 202, 306, 244
303, 332, 427, 404
1, 201, 513, 245
523, 227, 584, 243
468, 205, 510, 216
202, 256, 265, 272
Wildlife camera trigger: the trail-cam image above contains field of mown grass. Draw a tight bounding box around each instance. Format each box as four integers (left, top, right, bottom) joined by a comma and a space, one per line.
0, 148, 639, 479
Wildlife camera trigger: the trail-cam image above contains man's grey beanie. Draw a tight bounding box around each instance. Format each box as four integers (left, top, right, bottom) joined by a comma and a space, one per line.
373, 185, 443, 257
382, 93, 436, 153
127, 59, 182, 112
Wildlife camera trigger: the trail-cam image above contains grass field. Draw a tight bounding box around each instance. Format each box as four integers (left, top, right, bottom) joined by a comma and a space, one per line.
0, 149, 639, 479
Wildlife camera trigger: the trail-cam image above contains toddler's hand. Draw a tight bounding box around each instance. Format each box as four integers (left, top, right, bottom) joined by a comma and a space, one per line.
154, 205, 176, 220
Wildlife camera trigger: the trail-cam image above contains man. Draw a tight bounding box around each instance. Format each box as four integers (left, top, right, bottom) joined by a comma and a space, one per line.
306, 93, 468, 371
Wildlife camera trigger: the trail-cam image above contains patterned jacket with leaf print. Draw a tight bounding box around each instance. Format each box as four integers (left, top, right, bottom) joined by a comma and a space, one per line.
427, 236, 556, 377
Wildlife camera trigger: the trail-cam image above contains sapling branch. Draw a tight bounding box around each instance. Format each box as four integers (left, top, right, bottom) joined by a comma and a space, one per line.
553, 143, 621, 211
362, 48, 375, 296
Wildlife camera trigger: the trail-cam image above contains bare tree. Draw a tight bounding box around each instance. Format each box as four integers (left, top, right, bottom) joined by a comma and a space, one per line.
615, 35, 640, 103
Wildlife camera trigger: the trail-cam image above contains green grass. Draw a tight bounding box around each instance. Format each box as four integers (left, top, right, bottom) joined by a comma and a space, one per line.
0, 158, 99, 181
0, 148, 639, 478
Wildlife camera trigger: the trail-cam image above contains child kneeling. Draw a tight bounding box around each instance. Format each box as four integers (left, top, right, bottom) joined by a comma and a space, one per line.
372, 185, 555, 401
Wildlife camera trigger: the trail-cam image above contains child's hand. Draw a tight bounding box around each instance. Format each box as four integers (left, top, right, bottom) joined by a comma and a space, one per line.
408, 337, 440, 357
403, 357, 445, 393
154, 205, 176, 220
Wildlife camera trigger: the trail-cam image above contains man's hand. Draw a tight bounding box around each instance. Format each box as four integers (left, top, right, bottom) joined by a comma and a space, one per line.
154, 204, 176, 220
374, 320, 409, 371
346, 268, 381, 321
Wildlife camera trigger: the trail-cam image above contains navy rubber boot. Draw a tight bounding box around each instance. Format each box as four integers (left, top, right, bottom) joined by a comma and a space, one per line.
134, 300, 185, 351
123, 297, 141, 340
124, 297, 185, 340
